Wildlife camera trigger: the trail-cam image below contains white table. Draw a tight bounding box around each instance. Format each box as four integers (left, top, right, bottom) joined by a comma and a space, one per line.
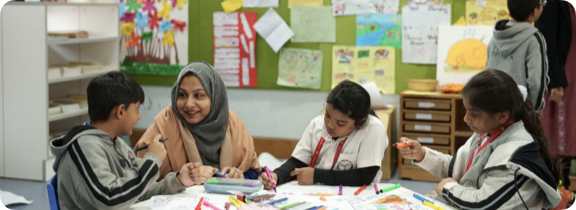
129, 181, 457, 210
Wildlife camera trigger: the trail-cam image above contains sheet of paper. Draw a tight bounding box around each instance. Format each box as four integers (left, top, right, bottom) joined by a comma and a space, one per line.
332, 0, 400, 16
213, 11, 258, 87
291, 6, 335, 43
362, 82, 387, 108
401, 2, 451, 64
436, 25, 493, 86
466, 0, 508, 25
243, 0, 278, 7
288, 0, 323, 8
332, 46, 395, 94
253, 8, 294, 53
277, 48, 323, 89
221, 0, 243, 13
0, 190, 33, 206
357, 14, 402, 49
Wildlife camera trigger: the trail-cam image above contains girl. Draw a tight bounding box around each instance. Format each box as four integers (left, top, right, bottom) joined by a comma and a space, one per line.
260, 80, 388, 188
399, 70, 561, 209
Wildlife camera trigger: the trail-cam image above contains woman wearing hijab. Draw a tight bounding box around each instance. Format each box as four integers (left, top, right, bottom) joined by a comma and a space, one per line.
135, 61, 261, 183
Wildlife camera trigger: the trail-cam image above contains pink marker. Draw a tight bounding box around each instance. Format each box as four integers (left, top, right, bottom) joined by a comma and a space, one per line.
202, 200, 222, 210
263, 166, 277, 192
374, 183, 379, 195
339, 184, 343, 195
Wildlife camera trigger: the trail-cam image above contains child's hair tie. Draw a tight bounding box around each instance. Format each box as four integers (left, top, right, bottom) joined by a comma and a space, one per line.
517, 85, 527, 102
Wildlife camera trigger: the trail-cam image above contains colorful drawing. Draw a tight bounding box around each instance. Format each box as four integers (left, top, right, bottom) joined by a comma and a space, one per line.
335, 49, 354, 63
444, 39, 487, 72
356, 14, 402, 49
332, 46, 395, 94
277, 48, 323, 89
466, 0, 509, 25
344, 194, 425, 210
119, 0, 188, 75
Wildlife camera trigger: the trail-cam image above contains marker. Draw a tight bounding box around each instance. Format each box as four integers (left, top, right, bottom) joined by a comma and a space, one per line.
207, 179, 246, 185
136, 138, 168, 151
195, 197, 203, 210
306, 206, 324, 210
224, 202, 231, 210
354, 184, 367, 195
266, 197, 288, 205
392, 143, 409, 148
228, 196, 240, 207
379, 183, 401, 193
374, 183, 379, 194
279, 201, 306, 209
251, 194, 276, 202
263, 166, 277, 192
339, 184, 343, 195
413, 193, 434, 204
247, 194, 269, 201
423, 200, 445, 210
316, 207, 327, 210
202, 200, 222, 210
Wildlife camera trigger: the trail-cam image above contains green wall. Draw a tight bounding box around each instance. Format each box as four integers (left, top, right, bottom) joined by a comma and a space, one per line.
131, 0, 466, 93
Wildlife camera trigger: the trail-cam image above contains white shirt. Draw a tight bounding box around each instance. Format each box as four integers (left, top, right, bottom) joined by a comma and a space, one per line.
292, 114, 388, 183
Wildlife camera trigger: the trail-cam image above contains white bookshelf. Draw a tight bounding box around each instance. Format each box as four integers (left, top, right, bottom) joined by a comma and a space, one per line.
0, 2, 119, 181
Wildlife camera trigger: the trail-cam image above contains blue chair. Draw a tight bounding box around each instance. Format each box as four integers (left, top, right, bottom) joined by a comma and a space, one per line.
46, 174, 60, 210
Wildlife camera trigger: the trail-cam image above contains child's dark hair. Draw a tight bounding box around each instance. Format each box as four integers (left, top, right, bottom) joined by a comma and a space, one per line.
87, 71, 145, 122
326, 80, 375, 126
462, 69, 562, 183
508, 0, 541, 21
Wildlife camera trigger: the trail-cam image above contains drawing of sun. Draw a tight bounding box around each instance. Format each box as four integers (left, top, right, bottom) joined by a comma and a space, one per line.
375, 195, 409, 205
444, 38, 487, 73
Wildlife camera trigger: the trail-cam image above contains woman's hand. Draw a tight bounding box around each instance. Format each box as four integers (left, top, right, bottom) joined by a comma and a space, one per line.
290, 168, 314, 185
190, 162, 217, 185
398, 137, 426, 162
259, 172, 278, 190
436, 177, 458, 194
221, 167, 244, 179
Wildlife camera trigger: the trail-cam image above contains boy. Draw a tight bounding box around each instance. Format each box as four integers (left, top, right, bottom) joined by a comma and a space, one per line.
50, 71, 196, 210
486, 0, 549, 110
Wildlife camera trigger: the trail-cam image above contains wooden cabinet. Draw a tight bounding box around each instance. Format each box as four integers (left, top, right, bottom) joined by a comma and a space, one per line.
376, 106, 397, 180
398, 90, 474, 182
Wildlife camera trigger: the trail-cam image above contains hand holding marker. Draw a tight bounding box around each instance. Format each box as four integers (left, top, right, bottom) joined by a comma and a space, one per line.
136, 138, 169, 151
392, 143, 409, 148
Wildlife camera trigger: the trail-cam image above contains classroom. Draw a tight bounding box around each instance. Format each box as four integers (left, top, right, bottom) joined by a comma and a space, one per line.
0, 0, 574, 209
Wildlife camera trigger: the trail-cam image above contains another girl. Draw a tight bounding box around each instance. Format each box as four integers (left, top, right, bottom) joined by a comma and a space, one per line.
399, 70, 561, 209
260, 80, 388, 188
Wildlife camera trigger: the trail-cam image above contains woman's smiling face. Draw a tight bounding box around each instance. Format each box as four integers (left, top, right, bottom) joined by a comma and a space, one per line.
176, 75, 211, 125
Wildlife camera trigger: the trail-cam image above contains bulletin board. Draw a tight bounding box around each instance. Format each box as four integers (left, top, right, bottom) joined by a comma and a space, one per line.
129, 0, 466, 93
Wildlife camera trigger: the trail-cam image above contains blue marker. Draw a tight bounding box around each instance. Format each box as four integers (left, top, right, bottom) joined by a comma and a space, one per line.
309, 205, 324, 210
413, 193, 434, 204
266, 197, 288, 206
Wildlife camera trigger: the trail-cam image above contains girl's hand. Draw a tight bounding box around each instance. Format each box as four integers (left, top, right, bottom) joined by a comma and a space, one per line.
190, 162, 218, 185
436, 177, 458, 194
398, 137, 426, 162
290, 168, 314, 185
221, 167, 244, 179
259, 172, 278, 190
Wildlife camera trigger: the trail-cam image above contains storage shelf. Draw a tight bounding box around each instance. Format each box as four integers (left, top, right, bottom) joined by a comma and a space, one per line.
454, 131, 474, 137
48, 108, 88, 122
48, 68, 117, 84
47, 36, 117, 45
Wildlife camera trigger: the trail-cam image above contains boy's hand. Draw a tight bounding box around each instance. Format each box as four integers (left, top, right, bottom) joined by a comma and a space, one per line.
147, 134, 167, 160
398, 137, 426, 162
221, 167, 244, 179
259, 172, 278, 190
436, 178, 458, 194
549, 87, 564, 102
290, 168, 314, 185
191, 162, 218, 184
177, 163, 196, 187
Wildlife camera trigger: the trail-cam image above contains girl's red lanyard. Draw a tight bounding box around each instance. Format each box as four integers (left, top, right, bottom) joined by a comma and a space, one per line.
309, 137, 348, 169
465, 119, 515, 173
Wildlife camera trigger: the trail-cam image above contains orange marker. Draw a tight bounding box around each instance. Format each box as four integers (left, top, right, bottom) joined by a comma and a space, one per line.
320, 196, 327, 201
354, 184, 367, 195
393, 143, 409, 147
195, 197, 203, 210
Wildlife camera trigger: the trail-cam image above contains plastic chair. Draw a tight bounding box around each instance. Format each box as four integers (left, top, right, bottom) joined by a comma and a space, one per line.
46, 174, 60, 210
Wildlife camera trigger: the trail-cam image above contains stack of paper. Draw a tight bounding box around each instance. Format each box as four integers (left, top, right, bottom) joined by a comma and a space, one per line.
48, 67, 62, 79
48, 104, 62, 116
70, 62, 101, 73
62, 66, 82, 77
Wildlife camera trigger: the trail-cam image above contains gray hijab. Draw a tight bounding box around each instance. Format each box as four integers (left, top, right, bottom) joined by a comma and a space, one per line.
171, 61, 229, 169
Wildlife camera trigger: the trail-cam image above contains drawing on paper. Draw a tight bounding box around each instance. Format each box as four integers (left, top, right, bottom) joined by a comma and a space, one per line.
332, 0, 400, 16
291, 6, 336, 43
332, 46, 395, 94
444, 38, 487, 72
466, 0, 509, 25
335, 49, 354, 63
344, 194, 427, 210
356, 14, 402, 49
277, 48, 323, 89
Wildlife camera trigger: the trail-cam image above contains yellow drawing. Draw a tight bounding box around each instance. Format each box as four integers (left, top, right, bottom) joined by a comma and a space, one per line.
375, 195, 408, 205
332, 46, 395, 94
466, 0, 509, 25
445, 39, 487, 72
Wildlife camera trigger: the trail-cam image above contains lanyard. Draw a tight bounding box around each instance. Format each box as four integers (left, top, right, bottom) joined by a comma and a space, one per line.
465, 119, 515, 173
309, 137, 348, 169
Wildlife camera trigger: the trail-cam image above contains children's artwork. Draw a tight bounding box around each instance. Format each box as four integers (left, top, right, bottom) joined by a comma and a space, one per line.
243, 0, 279, 7
466, 0, 509, 25
356, 14, 402, 49
221, 0, 243, 13
401, 2, 451, 64
344, 194, 429, 210
119, 0, 188, 75
213, 11, 258, 87
436, 25, 493, 86
288, 0, 323, 8
332, 0, 400, 16
277, 48, 323, 89
290, 6, 336, 43
253, 8, 294, 53
332, 46, 395, 94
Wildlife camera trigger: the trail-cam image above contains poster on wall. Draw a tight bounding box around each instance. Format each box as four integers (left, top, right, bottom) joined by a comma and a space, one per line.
213, 11, 258, 87
401, 2, 451, 64
291, 6, 336, 43
332, 0, 400, 16
277, 48, 323, 89
466, 0, 509, 25
332, 46, 395, 94
356, 14, 402, 49
436, 25, 493, 86
119, 0, 188, 75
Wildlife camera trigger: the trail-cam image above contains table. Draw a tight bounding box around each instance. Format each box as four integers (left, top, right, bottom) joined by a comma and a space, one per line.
129, 181, 457, 210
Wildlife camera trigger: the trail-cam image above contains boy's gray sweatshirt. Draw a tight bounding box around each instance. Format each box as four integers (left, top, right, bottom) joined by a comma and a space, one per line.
50, 125, 186, 210
486, 20, 549, 110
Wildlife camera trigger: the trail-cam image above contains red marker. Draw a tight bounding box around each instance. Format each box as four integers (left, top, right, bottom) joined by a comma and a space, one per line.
354, 184, 367, 196
195, 197, 203, 210
393, 143, 409, 148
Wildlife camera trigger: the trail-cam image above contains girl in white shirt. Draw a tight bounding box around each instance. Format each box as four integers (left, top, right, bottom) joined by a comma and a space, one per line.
260, 80, 388, 188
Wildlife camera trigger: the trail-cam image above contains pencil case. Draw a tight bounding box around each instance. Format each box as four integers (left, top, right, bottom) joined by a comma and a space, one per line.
203, 178, 264, 194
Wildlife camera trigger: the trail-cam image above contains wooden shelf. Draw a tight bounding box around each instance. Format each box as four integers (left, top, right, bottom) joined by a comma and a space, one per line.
454, 131, 474, 137
48, 68, 117, 84
48, 108, 88, 122
47, 36, 117, 45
